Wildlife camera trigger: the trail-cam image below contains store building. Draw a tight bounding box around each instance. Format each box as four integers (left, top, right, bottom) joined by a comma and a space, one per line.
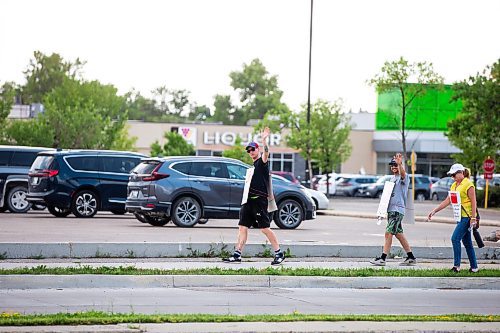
126, 85, 463, 179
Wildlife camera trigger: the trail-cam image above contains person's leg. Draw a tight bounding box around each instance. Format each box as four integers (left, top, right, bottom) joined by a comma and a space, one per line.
461, 221, 478, 270
236, 226, 249, 252
261, 228, 280, 251
451, 218, 469, 269
383, 232, 393, 255
395, 233, 411, 252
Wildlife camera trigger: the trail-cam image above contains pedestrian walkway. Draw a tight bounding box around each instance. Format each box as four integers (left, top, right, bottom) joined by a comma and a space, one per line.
1, 321, 500, 333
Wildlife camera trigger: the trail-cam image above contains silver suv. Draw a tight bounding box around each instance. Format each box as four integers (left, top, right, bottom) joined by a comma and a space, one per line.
125, 156, 316, 229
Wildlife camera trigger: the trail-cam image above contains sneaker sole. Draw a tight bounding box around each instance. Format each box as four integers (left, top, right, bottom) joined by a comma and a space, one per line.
370, 262, 386, 266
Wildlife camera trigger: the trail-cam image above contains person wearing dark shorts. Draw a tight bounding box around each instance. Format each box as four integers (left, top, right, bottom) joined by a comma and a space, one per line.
223, 127, 285, 265
370, 153, 417, 266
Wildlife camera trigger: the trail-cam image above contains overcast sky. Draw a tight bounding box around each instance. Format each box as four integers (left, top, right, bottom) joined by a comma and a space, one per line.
1, 0, 499, 114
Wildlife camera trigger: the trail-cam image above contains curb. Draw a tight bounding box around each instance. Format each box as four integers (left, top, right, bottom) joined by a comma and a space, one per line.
317, 210, 500, 227
1, 275, 499, 290
1, 243, 499, 259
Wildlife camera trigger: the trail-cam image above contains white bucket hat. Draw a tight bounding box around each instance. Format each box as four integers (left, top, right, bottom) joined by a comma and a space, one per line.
447, 163, 465, 175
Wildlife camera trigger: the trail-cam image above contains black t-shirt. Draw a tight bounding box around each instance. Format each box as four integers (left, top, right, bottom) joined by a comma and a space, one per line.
248, 157, 269, 199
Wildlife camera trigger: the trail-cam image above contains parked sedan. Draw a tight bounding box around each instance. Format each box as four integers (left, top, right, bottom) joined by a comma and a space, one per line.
430, 177, 454, 201
126, 156, 316, 229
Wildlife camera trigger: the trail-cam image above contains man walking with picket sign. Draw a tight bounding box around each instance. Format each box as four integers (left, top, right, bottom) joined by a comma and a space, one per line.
370, 153, 417, 266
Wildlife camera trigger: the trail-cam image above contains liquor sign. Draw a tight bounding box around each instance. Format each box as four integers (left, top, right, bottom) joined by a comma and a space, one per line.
178, 127, 197, 146
448, 191, 461, 222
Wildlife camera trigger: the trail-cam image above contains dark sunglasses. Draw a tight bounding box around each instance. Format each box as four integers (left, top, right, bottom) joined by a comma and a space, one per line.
246, 147, 255, 153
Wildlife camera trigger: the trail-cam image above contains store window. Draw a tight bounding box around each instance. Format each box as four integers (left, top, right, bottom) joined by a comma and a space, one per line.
269, 153, 294, 173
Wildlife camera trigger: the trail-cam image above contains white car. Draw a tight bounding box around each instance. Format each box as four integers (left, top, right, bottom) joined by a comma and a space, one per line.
316, 173, 338, 196
272, 174, 329, 210
304, 187, 329, 210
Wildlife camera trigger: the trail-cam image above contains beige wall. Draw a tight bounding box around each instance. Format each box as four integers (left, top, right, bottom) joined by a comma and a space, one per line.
341, 130, 376, 175
127, 121, 376, 175
127, 121, 297, 155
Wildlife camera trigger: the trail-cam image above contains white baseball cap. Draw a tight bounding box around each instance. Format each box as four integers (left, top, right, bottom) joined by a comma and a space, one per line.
447, 163, 465, 175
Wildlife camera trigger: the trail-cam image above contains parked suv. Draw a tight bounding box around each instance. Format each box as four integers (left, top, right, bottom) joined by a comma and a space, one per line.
0, 145, 54, 213
126, 156, 316, 229
336, 175, 378, 196
27, 150, 146, 218
360, 174, 432, 200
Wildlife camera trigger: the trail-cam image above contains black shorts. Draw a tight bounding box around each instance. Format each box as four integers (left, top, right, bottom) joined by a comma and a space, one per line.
239, 197, 271, 229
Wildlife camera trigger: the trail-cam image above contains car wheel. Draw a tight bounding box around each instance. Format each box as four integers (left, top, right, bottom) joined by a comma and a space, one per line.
48, 205, 72, 218
274, 199, 303, 229
7, 186, 32, 213
171, 197, 201, 227
110, 209, 126, 215
133, 212, 149, 223
143, 215, 170, 226
416, 192, 426, 202
72, 190, 99, 218
432, 193, 439, 201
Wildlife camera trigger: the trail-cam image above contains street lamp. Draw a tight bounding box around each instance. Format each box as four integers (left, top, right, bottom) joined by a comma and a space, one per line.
306, 0, 313, 187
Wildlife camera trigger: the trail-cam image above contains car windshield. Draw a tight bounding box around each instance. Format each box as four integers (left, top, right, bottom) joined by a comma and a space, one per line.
132, 161, 160, 174
30, 155, 55, 171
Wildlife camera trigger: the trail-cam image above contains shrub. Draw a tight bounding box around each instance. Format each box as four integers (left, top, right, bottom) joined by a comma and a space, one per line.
476, 186, 500, 208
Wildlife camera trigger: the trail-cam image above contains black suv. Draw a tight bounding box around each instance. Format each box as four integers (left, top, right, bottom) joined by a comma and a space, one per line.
0, 145, 54, 213
125, 156, 316, 229
27, 150, 146, 218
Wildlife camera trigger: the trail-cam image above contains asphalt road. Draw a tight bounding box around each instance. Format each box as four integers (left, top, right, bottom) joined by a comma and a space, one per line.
328, 196, 500, 221
2, 286, 499, 315
1, 208, 498, 247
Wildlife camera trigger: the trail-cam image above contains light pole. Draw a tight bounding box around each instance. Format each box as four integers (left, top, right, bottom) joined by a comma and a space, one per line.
306, 0, 313, 187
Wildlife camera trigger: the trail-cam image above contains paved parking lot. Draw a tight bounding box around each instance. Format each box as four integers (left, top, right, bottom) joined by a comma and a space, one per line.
328, 196, 500, 221
1, 207, 498, 247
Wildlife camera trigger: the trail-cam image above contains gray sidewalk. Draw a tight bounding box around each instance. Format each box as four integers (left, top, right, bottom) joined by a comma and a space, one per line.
1, 321, 500, 333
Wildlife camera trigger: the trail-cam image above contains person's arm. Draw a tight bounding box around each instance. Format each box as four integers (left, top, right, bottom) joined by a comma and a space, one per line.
428, 196, 451, 220
468, 186, 477, 226
261, 127, 270, 164
394, 153, 406, 180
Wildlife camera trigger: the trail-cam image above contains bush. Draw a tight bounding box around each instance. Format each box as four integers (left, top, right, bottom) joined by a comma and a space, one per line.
476, 186, 500, 208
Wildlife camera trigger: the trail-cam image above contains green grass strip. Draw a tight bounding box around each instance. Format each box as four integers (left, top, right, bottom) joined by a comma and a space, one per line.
0, 265, 499, 277
0, 311, 498, 326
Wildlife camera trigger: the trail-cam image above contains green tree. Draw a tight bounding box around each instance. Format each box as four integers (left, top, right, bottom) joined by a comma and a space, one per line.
369, 57, 444, 159
150, 131, 195, 157
6, 78, 131, 149
286, 108, 315, 187
287, 100, 351, 190
212, 94, 233, 124
229, 59, 289, 125
125, 89, 160, 121
0, 82, 17, 142
447, 59, 500, 179
310, 100, 352, 195
222, 136, 252, 164
188, 104, 211, 121
22, 51, 85, 104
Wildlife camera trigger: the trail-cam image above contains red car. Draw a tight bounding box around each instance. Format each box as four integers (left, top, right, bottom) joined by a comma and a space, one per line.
271, 171, 300, 184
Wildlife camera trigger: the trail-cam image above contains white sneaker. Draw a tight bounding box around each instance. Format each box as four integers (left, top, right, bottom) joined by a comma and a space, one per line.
370, 257, 386, 266
400, 258, 417, 266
